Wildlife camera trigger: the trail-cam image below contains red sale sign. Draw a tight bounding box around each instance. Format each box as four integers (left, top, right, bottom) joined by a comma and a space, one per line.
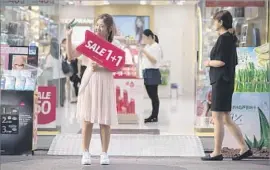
37, 86, 56, 127
76, 30, 125, 72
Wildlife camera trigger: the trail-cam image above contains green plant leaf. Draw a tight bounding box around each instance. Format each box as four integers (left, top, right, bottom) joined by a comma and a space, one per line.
258, 107, 270, 147
245, 135, 253, 149
253, 135, 259, 148
258, 138, 265, 150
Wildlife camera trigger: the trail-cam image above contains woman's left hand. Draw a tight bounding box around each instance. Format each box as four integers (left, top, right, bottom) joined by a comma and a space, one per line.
92, 62, 98, 72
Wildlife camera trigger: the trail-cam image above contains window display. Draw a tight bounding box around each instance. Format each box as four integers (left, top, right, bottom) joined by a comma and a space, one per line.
0, 45, 38, 155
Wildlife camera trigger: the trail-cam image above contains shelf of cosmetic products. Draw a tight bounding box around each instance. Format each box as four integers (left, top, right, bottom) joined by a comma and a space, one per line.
1, 69, 37, 91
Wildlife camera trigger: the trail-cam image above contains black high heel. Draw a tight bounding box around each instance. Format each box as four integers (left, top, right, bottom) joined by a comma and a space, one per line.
201, 154, 224, 161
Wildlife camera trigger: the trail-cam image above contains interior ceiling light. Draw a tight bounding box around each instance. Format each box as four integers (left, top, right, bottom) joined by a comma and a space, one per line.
170, 0, 186, 5
103, 0, 110, 5
67, 0, 74, 5
151, 1, 170, 5
140, 0, 148, 5
176, 0, 186, 5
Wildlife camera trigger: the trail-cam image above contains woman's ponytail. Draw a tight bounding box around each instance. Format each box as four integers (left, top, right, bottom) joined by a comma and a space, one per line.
228, 28, 238, 46
154, 34, 159, 43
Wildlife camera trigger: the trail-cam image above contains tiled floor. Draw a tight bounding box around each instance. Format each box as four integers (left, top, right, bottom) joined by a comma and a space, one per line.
57, 96, 196, 135
47, 96, 201, 157
48, 134, 205, 156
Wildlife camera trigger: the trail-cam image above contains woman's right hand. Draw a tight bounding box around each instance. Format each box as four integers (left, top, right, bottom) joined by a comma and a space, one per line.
66, 28, 73, 38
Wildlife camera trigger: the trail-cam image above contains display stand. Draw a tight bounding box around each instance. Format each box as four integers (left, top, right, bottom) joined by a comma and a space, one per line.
0, 45, 38, 155
114, 77, 144, 124
0, 90, 35, 155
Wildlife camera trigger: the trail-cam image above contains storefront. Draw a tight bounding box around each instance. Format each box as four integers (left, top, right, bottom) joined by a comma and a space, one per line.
56, 1, 198, 135
1, 0, 269, 156
196, 0, 269, 156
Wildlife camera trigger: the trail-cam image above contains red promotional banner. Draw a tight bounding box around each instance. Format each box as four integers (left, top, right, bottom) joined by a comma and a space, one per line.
37, 86, 56, 125
76, 30, 126, 72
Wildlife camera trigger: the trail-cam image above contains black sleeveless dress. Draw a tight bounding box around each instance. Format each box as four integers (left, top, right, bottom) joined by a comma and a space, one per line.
209, 32, 238, 112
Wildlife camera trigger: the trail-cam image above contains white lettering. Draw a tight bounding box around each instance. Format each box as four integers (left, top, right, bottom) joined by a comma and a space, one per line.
89, 43, 97, 51
85, 40, 107, 57
38, 92, 51, 100
85, 40, 93, 48
41, 101, 51, 115
99, 48, 107, 56
115, 56, 123, 66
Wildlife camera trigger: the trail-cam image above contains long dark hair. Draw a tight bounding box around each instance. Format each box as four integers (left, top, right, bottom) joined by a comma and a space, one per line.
143, 29, 159, 43
95, 13, 116, 43
213, 10, 238, 44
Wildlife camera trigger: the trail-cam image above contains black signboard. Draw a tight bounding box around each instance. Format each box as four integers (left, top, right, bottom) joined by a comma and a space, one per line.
0, 90, 34, 155
1, 114, 19, 134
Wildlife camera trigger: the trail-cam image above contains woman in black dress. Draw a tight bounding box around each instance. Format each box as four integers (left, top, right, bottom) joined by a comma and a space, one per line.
201, 10, 252, 161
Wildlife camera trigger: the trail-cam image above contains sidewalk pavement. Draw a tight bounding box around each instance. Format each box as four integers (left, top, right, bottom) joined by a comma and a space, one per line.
1, 155, 269, 170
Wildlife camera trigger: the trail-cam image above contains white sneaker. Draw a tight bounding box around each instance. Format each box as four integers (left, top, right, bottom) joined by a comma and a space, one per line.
100, 152, 110, 165
81, 151, 91, 165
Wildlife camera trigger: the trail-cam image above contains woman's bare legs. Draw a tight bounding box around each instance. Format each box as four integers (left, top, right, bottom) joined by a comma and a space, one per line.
82, 121, 93, 151
211, 111, 225, 156
223, 113, 249, 154
100, 124, 111, 153
99, 124, 111, 165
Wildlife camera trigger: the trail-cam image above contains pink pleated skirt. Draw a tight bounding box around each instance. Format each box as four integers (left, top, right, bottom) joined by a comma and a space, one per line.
76, 66, 117, 125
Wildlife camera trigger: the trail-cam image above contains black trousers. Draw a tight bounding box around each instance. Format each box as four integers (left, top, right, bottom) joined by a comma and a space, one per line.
145, 85, 159, 118
70, 74, 81, 97
80, 65, 87, 79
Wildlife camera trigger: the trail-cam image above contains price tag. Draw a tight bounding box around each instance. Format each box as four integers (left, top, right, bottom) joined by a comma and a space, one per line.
1, 115, 19, 134
2, 0, 26, 6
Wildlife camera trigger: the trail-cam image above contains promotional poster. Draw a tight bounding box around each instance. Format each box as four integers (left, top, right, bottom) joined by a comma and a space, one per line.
37, 86, 57, 129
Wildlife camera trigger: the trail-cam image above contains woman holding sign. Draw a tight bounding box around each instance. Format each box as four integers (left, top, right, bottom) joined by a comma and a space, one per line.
140, 29, 162, 123
66, 14, 117, 165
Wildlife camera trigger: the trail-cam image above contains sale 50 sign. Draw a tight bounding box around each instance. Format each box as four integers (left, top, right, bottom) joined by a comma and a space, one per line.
76, 30, 125, 72
37, 86, 56, 129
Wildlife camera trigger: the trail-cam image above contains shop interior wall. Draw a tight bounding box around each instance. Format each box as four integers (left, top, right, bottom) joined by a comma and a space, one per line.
95, 4, 196, 99
58, 6, 95, 41
154, 5, 197, 98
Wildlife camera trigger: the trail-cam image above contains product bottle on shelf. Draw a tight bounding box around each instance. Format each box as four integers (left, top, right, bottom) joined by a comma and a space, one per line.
123, 89, 128, 107
116, 86, 120, 102
130, 98, 135, 114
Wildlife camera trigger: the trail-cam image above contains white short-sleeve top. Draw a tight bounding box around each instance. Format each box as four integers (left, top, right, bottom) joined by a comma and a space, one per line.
142, 42, 162, 69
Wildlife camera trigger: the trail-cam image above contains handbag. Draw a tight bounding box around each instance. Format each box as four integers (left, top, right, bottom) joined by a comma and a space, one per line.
143, 68, 162, 85
61, 58, 74, 76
